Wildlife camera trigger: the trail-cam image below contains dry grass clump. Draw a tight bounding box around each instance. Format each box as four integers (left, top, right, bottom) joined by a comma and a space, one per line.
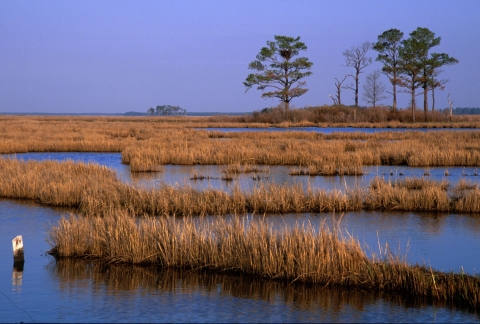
455, 179, 478, 191
290, 164, 364, 176
393, 177, 449, 191
130, 156, 163, 172
48, 212, 480, 309
222, 163, 270, 174
451, 180, 480, 213
0, 157, 124, 208
366, 177, 451, 212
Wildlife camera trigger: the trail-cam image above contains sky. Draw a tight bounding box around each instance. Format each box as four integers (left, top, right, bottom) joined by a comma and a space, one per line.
1, 0, 479, 114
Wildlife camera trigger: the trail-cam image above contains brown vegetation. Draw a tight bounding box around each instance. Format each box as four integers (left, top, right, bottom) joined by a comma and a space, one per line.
246, 104, 480, 125
48, 212, 480, 310
1, 116, 480, 174
1, 158, 479, 215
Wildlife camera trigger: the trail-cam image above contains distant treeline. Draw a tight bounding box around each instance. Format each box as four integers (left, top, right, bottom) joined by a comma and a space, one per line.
124, 111, 250, 117
447, 107, 480, 115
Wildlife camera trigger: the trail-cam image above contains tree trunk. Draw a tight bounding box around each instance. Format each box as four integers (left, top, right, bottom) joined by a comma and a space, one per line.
355, 71, 359, 107
424, 87, 428, 122
392, 78, 397, 111
411, 88, 416, 123
431, 88, 436, 111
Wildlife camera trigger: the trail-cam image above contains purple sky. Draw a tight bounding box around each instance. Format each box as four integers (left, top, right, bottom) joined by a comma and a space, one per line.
1, 1, 479, 114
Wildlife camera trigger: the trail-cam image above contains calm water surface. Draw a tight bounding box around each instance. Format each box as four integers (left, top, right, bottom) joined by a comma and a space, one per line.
1, 200, 479, 322
1, 152, 480, 321
200, 127, 480, 134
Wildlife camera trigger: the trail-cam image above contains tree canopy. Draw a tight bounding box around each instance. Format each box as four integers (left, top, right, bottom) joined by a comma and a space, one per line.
244, 35, 313, 114
147, 105, 186, 116
398, 27, 458, 121
373, 29, 404, 111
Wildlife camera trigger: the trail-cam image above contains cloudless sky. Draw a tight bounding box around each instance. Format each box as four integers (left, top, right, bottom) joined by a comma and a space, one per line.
1, 0, 479, 114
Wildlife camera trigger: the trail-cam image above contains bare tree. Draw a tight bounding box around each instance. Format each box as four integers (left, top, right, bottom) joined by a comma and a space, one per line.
343, 41, 372, 107
328, 94, 337, 105
362, 70, 387, 107
447, 93, 453, 122
429, 69, 448, 111
330, 75, 349, 106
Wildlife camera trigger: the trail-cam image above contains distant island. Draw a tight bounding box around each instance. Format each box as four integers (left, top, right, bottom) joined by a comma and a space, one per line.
0, 111, 251, 117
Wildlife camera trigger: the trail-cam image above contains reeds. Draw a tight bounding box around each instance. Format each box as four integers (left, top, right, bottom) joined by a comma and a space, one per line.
365, 177, 451, 211
48, 212, 480, 309
0, 158, 479, 215
1, 117, 480, 174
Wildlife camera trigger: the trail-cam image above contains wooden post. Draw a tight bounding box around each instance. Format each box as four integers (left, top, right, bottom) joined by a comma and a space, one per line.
12, 235, 24, 265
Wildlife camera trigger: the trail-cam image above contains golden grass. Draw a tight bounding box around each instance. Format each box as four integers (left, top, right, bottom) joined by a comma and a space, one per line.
0, 157, 348, 215
0, 158, 362, 215
0, 158, 479, 215
1, 116, 480, 174
365, 177, 451, 212
47, 212, 480, 309
222, 163, 270, 174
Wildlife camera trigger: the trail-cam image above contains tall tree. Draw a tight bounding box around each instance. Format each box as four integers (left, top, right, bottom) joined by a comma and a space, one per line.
409, 27, 441, 121
398, 33, 425, 122
404, 28, 459, 121
343, 41, 372, 107
244, 35, 313, 115
424, 53, 458, 113
373, 29, 404, 111
362, 70, 387, 107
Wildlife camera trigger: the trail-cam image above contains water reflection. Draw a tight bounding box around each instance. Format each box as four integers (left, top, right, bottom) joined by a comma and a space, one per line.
48, 259, 480, 322
12, 266, 23, 291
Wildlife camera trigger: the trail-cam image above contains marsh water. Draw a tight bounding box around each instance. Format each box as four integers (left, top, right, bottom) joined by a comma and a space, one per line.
200, 126, 480, 134
2, 147, 480, 322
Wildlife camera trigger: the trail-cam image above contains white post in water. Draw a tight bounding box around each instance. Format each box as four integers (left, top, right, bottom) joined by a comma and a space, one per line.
12, 235, 24, 264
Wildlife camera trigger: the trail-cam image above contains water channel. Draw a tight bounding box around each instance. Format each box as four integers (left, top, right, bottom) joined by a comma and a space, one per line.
1, 146, 480, 322
200, 126, 480, 134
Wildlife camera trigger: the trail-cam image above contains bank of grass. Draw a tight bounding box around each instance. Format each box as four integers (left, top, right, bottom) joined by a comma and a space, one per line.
1, 158, 480, 215
1, 117, 480, 175
122, 130, 480, 172
47, 212, 480, 310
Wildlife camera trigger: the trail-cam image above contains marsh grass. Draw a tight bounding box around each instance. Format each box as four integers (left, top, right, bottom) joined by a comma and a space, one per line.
0, 158, 479, 215
222, 163, 270, 174
366, 177, 451, 211
290, 164, 364, 176
48, 212, 480, 310
1, 117, 480, 174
